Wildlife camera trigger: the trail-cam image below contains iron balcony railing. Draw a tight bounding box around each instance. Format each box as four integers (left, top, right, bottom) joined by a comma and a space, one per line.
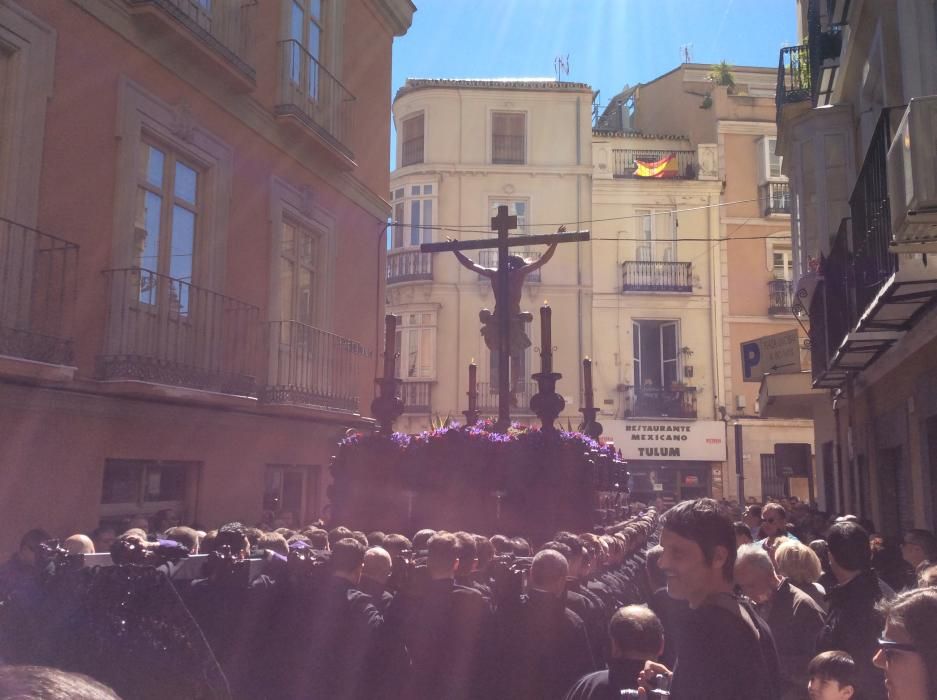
824, 219, 854, 355
492, 134, 525, 164
768, 279, 795, 315
0, 218, 78, 365
807, 0, 843, 107
98, 268, 259, 395
401, 137, 424, 167
400, 381, 432, 413
387, 249, 433, 285
776, 45, 811, 125
263, 320, 370, 412
809, 279, 830, 384
275, 39, 356, 154
623, 385, 698, 419
850, 108, 901, 319
479, 250, 540, 282
622, 261, 692, 292
762, 182, 791, 215
612, 149, 698, 179
477, 381, 536, 414
124, 0, 254, 81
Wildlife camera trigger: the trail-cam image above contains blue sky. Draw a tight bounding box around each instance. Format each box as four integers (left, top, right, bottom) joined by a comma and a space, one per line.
391, 0, 798, 157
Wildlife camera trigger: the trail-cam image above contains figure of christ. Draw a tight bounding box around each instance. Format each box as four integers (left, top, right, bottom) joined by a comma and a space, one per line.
449, 226, 564, 400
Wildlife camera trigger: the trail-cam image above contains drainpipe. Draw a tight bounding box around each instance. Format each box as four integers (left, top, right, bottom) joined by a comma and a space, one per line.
576, 96, 584, 409
832, 391, 843, 514
735, 420, 745, 504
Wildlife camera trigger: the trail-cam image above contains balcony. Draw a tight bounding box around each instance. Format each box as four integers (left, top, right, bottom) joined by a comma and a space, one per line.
275, 40, 356, 163
479, 250, 540, 283
400, 381, 432, 413
387, 249, 433, 285
622, 385, 698, 419
768, 279, 794, 315
622, 261, 692, 293
124, 0, 254, 88
0, 218, 78, 366
775, 45, 811, 125
98, 268, 259, 394
477, 381, 536, 415
263, 320, 370, 412
762, 182, 791, 216
612, 149, 698, 179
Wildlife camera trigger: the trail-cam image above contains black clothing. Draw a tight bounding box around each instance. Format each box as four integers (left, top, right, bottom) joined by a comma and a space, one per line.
817, 570, 889, 700
646, 586, 688, 669
670, 593, 781, 700
494, 589, 596, 700
388, 577, 491, 700
358, 576, 394, 613
563, 659, 648, 700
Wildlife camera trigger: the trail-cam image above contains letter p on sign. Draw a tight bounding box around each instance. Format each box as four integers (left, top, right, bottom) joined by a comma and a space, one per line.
742, 342, 760, 380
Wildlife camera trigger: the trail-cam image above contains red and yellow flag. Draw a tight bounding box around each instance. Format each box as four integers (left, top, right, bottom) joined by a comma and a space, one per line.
634, 153, 679, 178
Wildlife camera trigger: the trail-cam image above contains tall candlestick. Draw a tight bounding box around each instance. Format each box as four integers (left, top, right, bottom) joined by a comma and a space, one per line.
540, 302, 553, 374
468, 360, 477, 410
583, 357, 594, 408
383, 314, 398, 379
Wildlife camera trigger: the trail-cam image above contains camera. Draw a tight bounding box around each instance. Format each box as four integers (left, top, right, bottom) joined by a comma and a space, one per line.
620, 674, 671, 698
35, 540, 84, 575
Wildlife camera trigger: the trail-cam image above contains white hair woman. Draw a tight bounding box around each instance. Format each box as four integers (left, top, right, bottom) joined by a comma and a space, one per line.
774, 539, 827, 611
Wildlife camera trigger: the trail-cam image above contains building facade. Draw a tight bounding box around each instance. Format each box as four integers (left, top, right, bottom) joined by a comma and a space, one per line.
772, 0, 937, 531
0, 0, 413, 553
388, 79, 594, 434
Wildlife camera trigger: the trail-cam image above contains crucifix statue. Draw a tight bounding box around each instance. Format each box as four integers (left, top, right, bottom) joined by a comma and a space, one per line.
421, 206, 589, 430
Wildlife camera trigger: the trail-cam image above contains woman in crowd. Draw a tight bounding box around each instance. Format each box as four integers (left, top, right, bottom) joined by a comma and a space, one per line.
873, 587, 937, 700
774, 539, 828, 611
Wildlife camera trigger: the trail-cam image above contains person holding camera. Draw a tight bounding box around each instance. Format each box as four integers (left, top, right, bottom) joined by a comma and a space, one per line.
641, 498, 781, 700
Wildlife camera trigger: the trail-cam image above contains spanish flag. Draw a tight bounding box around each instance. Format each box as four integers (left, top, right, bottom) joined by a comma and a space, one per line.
634, 153, 679, 178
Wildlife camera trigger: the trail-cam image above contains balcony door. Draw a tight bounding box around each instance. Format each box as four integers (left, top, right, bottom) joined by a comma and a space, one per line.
633, 320, 678, 390
635, 210, 676, 263
288, 0, 326, 104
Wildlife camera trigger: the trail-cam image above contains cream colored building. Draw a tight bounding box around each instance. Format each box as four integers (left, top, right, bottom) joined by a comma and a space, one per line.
387, 79, 594, 434
772, 0, 937, 531
593, 64, 814, 505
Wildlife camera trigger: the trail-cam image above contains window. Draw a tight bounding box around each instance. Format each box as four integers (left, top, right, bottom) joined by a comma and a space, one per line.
289, 0, 325, 100
759, 136, 784, 181
772, 249, 793, 281
100, 459, 197, 520
492, 112, 526, 164
390, 184, 435, 249
632, 320, 679, 389
394, 311, 436, 379
134, 142, 201, 310
263, 464, 319, 524
401, 113, 424, 167
634, 209, 676, 261
760, 454, 790, 499
489, 199, 528, 235
279, 219, 319, 326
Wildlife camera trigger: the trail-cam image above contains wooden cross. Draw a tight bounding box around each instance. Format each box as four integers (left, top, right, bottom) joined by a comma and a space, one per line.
421, 206, 589, 430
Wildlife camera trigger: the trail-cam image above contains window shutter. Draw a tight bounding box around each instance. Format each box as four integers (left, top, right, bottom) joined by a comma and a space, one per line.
756, 136, 768, 183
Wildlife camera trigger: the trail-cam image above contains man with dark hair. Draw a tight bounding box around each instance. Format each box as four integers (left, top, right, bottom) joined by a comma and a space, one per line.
305, 527, 330, 550
387, 532, 491, 700
495, 549, 595, 700
0, 528, 51, 598
411, 528, 436, 552
564, 604, 664, 699
91, 525, 117, 554
328, 525, 353, 548
646, 498, 781, 700
900, 527, 937, 576
817, 521, 891, 700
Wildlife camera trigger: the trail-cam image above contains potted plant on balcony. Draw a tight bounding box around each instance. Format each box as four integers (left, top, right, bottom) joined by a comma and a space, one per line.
709, 61, 736, 93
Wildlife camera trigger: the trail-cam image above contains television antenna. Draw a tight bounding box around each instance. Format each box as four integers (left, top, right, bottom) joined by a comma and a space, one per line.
680, 44, 693, 64
554, 54, 570, 82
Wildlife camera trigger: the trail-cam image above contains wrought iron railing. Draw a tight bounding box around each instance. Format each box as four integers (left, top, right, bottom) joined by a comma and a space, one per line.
98, 268, 258, 394
263, 320, 370, 412
387, 249, 433, 285
275, 39, 356, 153
612, 149, 698, 179
124, 0, 254, 80
809, 279, 830, 383
622, 261, 692, 292
479, 250, 540, 282
824, 219, 854, 357
768, 279, 795, 315
622, 385, 698, 419
401, 137, 423, 167
400, 381, 432, 412
762, 182, 791, 215
0, 218, 78, 365
477, 381, 536, 414
807, 0, 843, 106
850, 108, 900, 318
492, 134, 525, 164
776, 45, 811, 125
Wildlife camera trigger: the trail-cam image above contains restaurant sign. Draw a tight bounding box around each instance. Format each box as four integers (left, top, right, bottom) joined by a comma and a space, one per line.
605, 420, 728, 462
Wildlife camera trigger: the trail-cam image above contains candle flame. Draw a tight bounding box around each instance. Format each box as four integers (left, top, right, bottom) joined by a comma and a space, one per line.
543, 300, 549, 306
585, 356, 591, 362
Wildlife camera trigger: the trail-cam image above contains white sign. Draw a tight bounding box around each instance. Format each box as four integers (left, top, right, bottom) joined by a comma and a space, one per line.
604, 420, 728, 462
741, 329, 802, 383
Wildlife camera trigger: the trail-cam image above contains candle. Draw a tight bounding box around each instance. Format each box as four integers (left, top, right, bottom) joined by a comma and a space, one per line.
540, 302, 553, 373
383, 314, 398, 379
583, 357, 594, 408
468, 360, 477, 410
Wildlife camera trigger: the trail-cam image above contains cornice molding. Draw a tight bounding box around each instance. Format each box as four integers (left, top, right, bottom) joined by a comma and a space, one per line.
717, 120, 777, 136
365, 0, 416, 37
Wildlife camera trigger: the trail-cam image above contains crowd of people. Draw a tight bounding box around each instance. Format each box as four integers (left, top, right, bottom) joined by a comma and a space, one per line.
0, 498, 936, 700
